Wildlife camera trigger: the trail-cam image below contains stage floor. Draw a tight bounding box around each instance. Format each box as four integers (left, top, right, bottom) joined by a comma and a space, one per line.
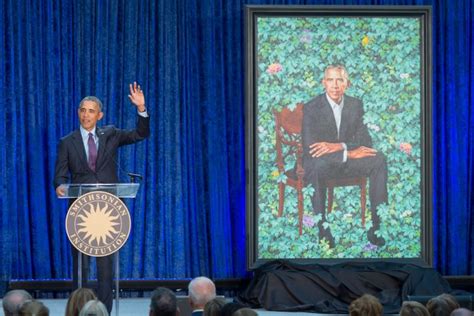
0, 298, 358, 316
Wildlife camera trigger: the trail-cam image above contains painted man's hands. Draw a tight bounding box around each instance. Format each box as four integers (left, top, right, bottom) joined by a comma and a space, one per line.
347, 146, 377, 159
309, 142, 344, 158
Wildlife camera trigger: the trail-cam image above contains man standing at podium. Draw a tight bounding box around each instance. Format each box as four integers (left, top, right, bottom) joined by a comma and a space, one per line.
53, 82, 150, 313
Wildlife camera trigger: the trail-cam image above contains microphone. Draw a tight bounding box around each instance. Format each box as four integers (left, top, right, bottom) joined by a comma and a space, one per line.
127, 172, 143, 183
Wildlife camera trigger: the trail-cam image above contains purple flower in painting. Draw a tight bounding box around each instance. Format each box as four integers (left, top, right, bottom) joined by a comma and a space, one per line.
300, 30, 313, 43
302, 215, 315, 228
363, 242, 378, 252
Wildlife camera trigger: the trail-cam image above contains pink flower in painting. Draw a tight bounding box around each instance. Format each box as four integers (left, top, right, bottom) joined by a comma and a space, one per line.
266, 63, 283, 74
399, 142, 412, 155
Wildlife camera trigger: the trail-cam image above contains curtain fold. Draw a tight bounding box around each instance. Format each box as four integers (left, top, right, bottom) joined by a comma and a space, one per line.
0, 0, 473, 292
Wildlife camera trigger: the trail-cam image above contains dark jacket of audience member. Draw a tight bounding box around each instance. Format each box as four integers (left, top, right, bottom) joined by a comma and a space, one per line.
221, 302, 247, 316
18, 300, 49, 316
349, 294, 383, 316
65, 288, 97, 316
427, 293, 460, 316
203, 297, 226, 316
399, 301, 430, 316
150, 287, 179, 316
2, 289, 33, 316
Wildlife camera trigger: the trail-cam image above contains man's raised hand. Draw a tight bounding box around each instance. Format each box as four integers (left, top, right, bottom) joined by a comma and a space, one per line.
128, 82, 146, 112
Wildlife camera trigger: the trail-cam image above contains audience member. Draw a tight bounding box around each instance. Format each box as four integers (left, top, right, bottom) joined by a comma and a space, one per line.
451, 308, 474, 316
2, 289, 33, 316
149, 287, 179, 316
349, 294, 383, 316
188, 277, 216, 315
203, 297, 226, 316
221, 302, 246, 316
399, 301, 430, 316
78, 299, 108, 316
231, 308, 258, 316
65, 287, 97, 316
18, 300, 49, 316
427, 293, 460, 316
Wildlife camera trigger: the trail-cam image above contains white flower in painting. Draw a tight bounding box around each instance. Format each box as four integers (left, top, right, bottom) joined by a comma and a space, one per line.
343, 213, 353, 220
400, 73, 410, 79
367, 123, 381, 132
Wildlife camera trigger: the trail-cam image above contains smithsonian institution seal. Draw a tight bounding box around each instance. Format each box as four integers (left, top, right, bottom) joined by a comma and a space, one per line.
65, 191, 131, 257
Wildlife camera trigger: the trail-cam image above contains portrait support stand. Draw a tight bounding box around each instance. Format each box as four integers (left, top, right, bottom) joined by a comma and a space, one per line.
60, 183, 140, 316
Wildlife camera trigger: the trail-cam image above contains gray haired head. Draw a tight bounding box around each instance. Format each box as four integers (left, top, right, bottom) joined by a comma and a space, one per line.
78, 299, 109, 316
79, 96, 103, 112
324, 64, 350, 82
3, 289, 33, 316
189, 276, 216, 308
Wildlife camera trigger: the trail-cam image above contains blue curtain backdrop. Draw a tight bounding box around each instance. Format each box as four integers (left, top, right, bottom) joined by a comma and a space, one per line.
0, 0, 472, 289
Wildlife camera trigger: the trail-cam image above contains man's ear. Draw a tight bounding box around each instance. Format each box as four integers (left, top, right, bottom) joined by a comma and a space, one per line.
98, 112, 104, 120
346, 80, 351, 88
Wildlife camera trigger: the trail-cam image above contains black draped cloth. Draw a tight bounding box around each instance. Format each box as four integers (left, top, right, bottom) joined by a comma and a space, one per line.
238, 260, 451, 314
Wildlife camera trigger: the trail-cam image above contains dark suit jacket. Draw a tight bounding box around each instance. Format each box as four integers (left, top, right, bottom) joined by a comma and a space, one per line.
302, 93, 372, 168
54, 115, 150, 188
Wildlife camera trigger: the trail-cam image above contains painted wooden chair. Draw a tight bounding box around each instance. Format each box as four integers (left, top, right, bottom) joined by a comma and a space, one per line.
273, 103, 367, 235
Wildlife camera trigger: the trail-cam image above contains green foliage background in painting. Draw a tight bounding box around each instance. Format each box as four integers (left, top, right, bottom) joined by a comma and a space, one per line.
256, 17, 422, 259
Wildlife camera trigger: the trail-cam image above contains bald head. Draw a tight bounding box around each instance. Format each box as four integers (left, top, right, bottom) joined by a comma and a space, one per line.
188, 277, 216, 309
3, 290, 33, 316
450, 308, 474, 316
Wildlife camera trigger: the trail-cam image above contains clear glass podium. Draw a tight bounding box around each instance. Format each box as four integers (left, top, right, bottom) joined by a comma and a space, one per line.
59, 183, 139, 316
58, 183, 140, 199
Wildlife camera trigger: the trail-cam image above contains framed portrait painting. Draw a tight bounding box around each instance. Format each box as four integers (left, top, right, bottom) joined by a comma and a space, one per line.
245, 6, 432, 267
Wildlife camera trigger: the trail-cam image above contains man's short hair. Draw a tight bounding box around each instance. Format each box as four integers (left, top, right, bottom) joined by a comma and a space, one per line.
150, 287, 177, 316
188, 276, 216, 307
3, 289, 33, 316
79, 96, 103, 112
426, 293, 460, 316
204, 297, 226, 316
231, 307, 258, 316
349, 294, 383, 316
18, 300, 49, 316
324, 64, 350, 83
399, 301, 430, 316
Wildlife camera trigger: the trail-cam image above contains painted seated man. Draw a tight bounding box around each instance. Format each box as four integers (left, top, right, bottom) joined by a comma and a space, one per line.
302, 64, 387, 247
